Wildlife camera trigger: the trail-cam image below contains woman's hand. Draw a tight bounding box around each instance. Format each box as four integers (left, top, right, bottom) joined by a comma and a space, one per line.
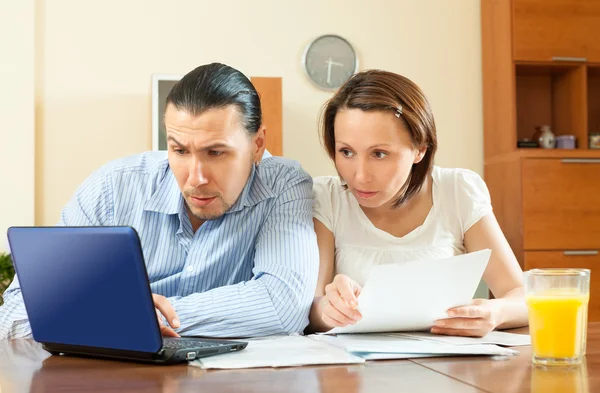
320, 274, 363, 329
431, 298, 502, 337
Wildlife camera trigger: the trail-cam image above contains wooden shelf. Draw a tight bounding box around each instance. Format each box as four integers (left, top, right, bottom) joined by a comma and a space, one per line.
514, 61, 586, 72
515, 63, 587, 148
485, 148, 600, 165
516, 149, 600, 158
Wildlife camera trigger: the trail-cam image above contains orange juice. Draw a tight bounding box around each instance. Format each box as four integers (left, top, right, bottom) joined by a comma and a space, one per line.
526, 290, 589, 362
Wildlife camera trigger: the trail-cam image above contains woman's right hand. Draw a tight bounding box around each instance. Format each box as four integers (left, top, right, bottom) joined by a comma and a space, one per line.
321, 274, 363, 328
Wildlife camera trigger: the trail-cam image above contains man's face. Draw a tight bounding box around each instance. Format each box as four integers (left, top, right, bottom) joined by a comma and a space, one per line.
164, 104, 265, 227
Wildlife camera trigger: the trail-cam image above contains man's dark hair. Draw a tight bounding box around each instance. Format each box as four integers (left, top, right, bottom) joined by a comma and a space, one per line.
166, 63, 262, 133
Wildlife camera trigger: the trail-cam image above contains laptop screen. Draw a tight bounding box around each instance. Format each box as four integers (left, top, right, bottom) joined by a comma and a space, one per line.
8, 226, 163, 353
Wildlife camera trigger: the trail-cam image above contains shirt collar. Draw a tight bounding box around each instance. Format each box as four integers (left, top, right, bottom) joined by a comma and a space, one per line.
143, 166, 182, 215
227, 163, 276, 214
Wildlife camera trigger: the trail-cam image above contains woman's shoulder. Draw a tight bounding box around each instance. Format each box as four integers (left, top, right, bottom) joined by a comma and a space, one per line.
433, 166, 483, 183
312, 176, 359, 232
313, 175, 343, 188
432, 166, 488, 197
432, 166, 492, 232
313, 176, 346, 201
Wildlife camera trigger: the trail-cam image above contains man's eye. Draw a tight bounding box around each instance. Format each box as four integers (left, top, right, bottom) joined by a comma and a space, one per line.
173, 148, 186, 155
208, 151, 223, 157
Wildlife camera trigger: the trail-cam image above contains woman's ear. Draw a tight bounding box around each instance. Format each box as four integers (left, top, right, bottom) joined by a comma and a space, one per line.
413, 145, 427, 164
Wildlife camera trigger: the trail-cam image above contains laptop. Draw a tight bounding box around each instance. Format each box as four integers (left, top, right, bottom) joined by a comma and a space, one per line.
6, 226, 248, 364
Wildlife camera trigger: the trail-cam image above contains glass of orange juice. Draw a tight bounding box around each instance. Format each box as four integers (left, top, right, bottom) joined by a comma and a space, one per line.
525, 269, 590, 366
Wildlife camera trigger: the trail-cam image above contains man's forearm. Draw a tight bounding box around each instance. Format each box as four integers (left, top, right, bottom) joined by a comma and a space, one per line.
168, 273, 312, 337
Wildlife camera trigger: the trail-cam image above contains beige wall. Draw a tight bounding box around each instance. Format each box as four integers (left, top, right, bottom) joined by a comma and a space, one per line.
13, 0, 482, 227
0, 1, 35, 252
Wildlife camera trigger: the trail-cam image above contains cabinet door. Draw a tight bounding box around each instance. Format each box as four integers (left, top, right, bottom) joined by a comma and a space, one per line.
522, 158, 600, 250
524, 251, 599, 321
513, 0, 600, 62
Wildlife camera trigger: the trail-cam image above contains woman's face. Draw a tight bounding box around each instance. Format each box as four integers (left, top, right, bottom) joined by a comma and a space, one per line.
334, 109, 426, 209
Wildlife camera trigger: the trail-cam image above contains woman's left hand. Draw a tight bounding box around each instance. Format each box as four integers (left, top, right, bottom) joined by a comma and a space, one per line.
431, 298, 502, 337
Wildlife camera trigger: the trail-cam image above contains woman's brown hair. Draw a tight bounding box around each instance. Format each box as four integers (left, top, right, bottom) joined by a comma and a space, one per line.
320, 69, 438, 207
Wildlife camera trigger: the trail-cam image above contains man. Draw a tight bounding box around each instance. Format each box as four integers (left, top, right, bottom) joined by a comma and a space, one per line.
0, 63, 319, 339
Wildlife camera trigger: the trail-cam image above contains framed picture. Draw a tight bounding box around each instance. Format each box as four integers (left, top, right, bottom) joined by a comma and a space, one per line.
151, 74, 181, 151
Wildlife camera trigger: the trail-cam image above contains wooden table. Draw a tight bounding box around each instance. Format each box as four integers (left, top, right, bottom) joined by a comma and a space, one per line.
0, 324, 598, 393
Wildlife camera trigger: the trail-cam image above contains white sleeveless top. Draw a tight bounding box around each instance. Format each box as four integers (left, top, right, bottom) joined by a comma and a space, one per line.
312, 166, 493, 286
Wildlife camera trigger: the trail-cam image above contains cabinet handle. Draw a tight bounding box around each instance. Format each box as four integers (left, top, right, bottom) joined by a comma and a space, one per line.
561, 158, 600, 164
552, 56, 587, 62
564, 250, 599, 256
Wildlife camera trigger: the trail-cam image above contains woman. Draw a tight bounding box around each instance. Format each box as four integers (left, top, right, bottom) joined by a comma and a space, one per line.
308, 70, 527, 337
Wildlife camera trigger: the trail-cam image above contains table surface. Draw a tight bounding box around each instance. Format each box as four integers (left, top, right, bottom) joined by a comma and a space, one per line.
1, 324, 597, 393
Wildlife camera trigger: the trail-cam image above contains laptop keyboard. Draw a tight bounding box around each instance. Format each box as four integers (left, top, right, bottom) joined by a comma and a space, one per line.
162, 339, 227, 350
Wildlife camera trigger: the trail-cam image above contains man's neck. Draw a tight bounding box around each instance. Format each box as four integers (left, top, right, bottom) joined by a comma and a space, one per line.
186, 207, 205, 233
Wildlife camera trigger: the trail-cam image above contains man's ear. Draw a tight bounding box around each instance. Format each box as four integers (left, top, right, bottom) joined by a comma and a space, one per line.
252, 124, 267, 162
413, 145, 427, 164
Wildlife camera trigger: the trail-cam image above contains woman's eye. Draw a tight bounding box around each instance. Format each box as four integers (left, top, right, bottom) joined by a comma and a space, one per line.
339, 148, 353, 158
373, 151, 388, 159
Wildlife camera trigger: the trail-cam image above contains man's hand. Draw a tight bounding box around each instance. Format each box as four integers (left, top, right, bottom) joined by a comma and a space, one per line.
152, 294, 180, 337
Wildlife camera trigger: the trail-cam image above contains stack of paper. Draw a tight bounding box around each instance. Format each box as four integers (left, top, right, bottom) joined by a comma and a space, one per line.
190, 335, 365, 369
189, 330, 528, 369
311, 331, 526, 360
389, 330, 530, 347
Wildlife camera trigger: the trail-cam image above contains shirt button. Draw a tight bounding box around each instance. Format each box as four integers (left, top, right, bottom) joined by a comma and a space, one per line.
186, 266, 194, 273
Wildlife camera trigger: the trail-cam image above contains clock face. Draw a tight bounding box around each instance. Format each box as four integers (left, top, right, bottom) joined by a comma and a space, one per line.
303, 35, 358, 90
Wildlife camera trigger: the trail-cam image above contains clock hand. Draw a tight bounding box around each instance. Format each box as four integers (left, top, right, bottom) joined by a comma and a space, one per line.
326, 57, 333, 85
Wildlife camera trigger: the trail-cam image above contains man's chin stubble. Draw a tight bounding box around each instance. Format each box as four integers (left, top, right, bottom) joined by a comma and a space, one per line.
185, 199, 231, 221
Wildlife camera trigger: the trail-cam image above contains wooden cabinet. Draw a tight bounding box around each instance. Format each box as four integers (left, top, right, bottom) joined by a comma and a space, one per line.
486, 154, 600, 321
513, 0, 600, 62
525, 251, 600, 321
522, 158, 600, 250
483, 0, 600, 321
483, 0, 600, 157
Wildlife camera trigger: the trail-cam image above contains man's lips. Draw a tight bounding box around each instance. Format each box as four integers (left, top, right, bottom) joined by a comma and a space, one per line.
189, 195, 217, 207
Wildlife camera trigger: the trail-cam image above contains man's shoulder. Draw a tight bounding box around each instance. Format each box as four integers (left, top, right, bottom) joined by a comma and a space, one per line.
98, 151, 169, 177
79, 151, 169, 197
258, 156, 312, 191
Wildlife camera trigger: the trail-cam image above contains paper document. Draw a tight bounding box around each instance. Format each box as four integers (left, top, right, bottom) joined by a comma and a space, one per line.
388, 330, 530, 347
190, 335, 365, 369
328, 249, 491, 334
311, 333, 518, 360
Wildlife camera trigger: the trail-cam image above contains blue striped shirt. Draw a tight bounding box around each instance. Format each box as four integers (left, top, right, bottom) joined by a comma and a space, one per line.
0, 152, 319, 339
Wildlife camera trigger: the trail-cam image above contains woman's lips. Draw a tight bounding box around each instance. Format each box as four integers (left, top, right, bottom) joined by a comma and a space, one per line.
354, 189, 378, 199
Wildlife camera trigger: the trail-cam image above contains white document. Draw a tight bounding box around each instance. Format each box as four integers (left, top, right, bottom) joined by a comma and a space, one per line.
190, 335, 365, 369
310, 333, 518, 360
356, 347, 516, 360
328, 249, 491, 334
389, 330, 530, 347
